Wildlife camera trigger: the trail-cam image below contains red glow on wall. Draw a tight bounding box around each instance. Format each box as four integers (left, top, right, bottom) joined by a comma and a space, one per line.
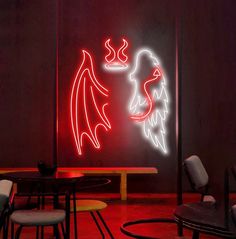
70, 50, 111, 156
104, 38, 129, 71
130, 67, 162, 121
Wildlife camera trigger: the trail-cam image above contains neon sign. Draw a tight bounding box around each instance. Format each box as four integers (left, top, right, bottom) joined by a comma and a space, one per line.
128, 49, 169, 154
70, 50, 111, 156
103, 38, 129, 71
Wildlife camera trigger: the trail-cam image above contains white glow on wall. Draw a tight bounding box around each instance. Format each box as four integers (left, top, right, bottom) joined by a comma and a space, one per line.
128, 48, 169, 154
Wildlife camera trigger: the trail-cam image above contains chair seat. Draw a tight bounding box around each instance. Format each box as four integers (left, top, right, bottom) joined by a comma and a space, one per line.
72, 200, 107, 212
10, 209, 65, 226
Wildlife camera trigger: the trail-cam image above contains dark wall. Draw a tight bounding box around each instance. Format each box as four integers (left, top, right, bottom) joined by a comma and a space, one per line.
182, 0, 236, 196
0, 0, 235, 194
0, 1, 56, 167
58, 0, 177, 192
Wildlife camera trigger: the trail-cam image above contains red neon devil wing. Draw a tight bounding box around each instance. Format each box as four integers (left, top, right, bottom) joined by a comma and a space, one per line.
70, 50, 111, 156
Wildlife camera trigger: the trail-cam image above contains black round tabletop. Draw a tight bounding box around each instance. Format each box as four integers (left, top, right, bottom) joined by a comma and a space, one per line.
0, 171, 84, 183
174, 202, 236, 238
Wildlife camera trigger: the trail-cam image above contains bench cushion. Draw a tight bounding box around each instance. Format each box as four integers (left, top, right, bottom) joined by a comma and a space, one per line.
10, 209, 65, 226
0, 180, 13, 211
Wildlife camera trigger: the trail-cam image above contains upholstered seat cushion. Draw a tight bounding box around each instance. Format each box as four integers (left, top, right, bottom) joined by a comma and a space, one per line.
10, 209, 65, 226
203, 195, 216, 204
185, 155, 209, 189
0, 180, 13, 211
73, 200, 107, 212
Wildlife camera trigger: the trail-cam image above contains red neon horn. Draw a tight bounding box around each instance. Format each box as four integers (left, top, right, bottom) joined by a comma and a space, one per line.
104, 39, 116, 63
103, 38, 129, 71
117, 39, 128, 63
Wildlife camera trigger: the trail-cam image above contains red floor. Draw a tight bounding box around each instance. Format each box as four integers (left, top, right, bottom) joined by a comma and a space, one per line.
10, 193, 223, 239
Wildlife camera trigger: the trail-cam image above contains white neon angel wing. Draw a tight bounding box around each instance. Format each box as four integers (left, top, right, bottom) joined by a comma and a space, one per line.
128, 49, 169, 154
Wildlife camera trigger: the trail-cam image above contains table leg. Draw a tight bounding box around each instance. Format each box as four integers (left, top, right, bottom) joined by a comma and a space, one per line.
120, 173, 127, 200
72, 183, 78, 239
65, 192, 70, 239
177, 222, 183, 236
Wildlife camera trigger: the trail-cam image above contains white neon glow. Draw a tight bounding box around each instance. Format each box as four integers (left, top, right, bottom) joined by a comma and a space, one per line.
103, 38, 129, 71
128, 48, 169, 154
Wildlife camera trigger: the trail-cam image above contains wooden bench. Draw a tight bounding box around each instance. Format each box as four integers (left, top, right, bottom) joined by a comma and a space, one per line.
59, 167, 158, 200
0, 167, 158, 200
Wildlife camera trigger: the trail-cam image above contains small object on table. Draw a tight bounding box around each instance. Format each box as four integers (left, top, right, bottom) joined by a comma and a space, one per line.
37, 161, 57, 176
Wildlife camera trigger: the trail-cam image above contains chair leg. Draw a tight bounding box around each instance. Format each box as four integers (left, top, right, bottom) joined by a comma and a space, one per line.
60, 222, 66, 239
177, 221, 183, 237
90, 212, 105, 239
36, 226, 39, 239
192, 230, 199, 239
41, 226, 44, 239
53, 224, 60, 239
3, 214, 10, 239
15, 225, 23, 239
73, 190, 78, 239
96, 211, 114, 239
11, 222, 14, 239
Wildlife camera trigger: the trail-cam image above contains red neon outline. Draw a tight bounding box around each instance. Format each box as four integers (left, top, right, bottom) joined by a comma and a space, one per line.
130, 67, 162, 121
117, 39, 128, 63
70, 50, 111, 156
104, 39, 116, 63
104, 38, 129, 70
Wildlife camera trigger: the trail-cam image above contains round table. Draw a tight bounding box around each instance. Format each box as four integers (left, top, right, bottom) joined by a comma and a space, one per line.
174, 202, 236, 238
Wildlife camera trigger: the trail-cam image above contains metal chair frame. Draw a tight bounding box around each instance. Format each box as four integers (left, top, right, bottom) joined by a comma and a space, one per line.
72, 177, 114, 239
120, 158, 236, 239
120, 218, 175, 239
10, 191, 70, 239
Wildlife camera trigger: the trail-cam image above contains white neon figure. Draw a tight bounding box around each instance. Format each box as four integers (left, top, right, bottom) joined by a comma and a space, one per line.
103, 39, 129, 71
128, 48, 169, 154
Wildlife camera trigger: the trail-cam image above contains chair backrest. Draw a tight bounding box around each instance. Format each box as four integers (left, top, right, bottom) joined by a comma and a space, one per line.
0, 180, 13, 230
184, 155, 209, 192
0, 180, 13, 212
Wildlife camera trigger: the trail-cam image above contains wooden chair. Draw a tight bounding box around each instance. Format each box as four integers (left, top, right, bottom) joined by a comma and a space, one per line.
10, 192, 70, 239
